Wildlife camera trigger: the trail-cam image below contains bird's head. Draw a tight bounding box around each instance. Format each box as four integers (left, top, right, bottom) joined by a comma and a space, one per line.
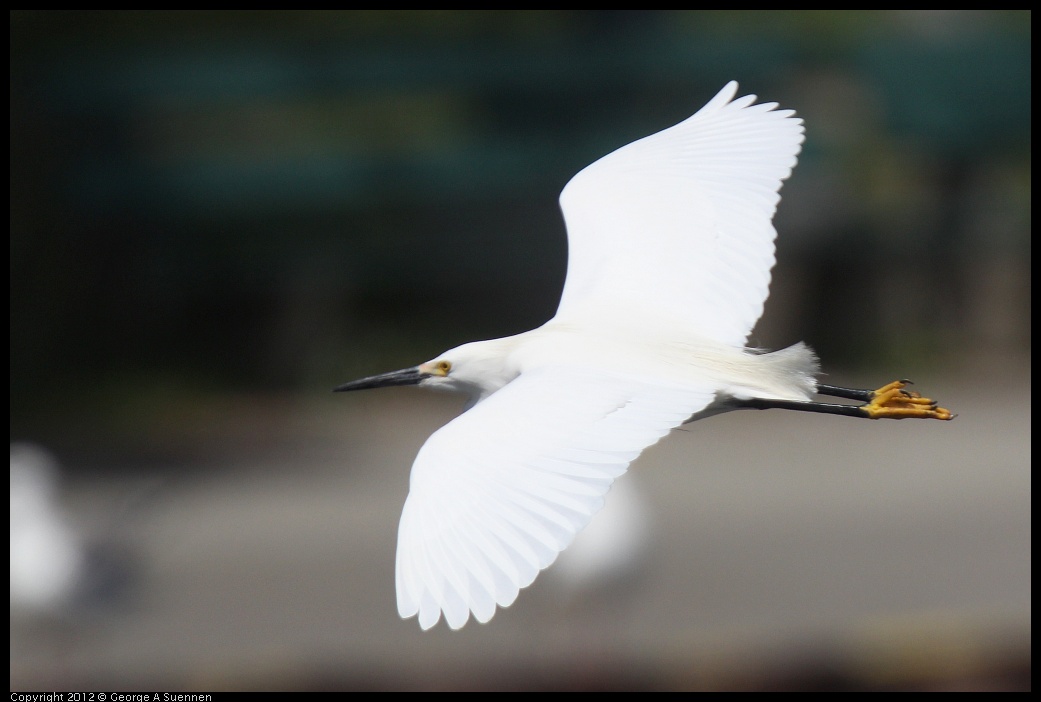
334, 338, 518, 403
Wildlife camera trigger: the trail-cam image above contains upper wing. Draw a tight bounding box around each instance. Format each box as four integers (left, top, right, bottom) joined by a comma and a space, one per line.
395, 367, 715, 629
554, 81, 804, 348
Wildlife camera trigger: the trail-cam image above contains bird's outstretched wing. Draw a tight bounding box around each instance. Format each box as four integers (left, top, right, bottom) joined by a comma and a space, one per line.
555, 81, 804, 348
395, 367, 715, 629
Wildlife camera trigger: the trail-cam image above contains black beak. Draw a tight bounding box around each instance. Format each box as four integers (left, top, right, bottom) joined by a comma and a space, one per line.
333, 366, 429, 393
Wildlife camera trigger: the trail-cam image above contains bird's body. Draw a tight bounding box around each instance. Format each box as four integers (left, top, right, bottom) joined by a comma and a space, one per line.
336, 81, 952, 630
426, 322, 818, 410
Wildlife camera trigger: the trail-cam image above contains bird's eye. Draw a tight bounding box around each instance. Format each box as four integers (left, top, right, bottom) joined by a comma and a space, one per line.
437, 360, 452, 375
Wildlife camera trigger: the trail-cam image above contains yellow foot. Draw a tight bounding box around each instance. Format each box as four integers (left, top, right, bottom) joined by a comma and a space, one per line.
863, 380, 954, 420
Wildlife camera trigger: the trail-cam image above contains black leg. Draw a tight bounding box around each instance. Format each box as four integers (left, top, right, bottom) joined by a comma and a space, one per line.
734, 397, 869, 418
815, 383, 875, 402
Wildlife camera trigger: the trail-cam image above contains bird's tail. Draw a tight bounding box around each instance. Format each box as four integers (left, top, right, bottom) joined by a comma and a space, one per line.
758, 341, 820, 399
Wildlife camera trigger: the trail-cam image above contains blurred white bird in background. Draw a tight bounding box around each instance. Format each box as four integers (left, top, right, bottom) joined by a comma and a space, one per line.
11, 442, 148, 625
335, 81, 952, 630
10, 442, 84, 615
551, 474, 652, 594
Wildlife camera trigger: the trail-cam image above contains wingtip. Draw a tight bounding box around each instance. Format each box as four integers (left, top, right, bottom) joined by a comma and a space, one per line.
708, 80, 741, 109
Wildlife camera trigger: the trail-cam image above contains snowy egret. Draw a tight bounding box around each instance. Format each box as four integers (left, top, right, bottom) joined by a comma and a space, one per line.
335, 81, 953, 631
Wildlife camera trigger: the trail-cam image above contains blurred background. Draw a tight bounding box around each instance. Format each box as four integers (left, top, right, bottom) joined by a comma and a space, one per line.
10, 10, 1030, 691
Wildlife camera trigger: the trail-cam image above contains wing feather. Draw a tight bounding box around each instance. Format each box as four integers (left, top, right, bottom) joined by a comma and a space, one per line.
554, 81, 804, 347
395, 368, 714, 629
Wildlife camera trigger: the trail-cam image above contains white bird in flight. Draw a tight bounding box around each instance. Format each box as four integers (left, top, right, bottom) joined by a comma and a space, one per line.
335, 81, 952, 631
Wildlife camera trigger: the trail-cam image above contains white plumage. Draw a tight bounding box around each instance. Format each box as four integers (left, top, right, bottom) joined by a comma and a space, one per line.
338, 81, 817, 629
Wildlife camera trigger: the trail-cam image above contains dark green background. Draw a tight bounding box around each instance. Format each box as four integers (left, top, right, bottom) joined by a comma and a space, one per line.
11, 10, 1031, 452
